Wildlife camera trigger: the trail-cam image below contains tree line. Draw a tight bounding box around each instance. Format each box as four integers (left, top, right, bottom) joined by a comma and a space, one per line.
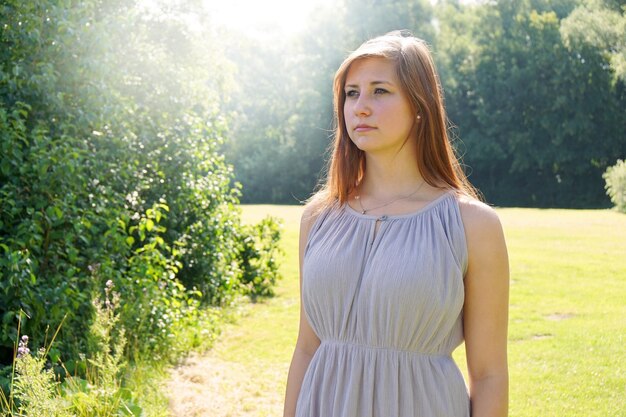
223, 0, 626, 208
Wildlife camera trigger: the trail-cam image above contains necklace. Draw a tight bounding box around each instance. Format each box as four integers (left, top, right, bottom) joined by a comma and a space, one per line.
354, 180, 425, 215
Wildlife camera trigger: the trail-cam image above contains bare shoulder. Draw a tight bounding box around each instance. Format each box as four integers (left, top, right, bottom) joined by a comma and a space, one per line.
456, 194, 506, 251
457, 194, 502, 231
456, 194, 509, 300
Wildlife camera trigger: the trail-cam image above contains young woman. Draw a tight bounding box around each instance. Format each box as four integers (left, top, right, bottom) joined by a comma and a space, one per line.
284, 31, 509, 417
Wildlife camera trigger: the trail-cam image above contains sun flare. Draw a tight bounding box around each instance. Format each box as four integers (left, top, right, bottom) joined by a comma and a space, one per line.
203, 0, 333, 36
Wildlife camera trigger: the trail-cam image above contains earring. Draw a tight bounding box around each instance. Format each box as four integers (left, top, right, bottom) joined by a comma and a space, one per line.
416, 114, 421, 120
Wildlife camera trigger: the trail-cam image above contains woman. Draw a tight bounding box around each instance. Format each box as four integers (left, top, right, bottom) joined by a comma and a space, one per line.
284, 31, 509, 417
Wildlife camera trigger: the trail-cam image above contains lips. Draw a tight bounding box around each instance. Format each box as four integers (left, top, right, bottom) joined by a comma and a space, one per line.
354, 124, 376, 132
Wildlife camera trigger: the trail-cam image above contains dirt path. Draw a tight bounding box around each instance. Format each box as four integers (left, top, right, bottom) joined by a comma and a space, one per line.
166, 300, 295, 417
167, 206, 302, 417
167, 348, 287, 417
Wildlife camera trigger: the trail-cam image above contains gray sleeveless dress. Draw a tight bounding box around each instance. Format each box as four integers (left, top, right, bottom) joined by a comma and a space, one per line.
296, 191, 470, 417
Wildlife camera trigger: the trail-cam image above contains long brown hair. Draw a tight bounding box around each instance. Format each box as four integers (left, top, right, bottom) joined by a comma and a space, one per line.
313, 30, 478, 207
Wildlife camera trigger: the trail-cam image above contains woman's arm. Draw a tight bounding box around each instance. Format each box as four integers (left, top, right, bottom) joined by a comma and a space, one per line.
283, 205, 322, 417
460, 198, 510, 417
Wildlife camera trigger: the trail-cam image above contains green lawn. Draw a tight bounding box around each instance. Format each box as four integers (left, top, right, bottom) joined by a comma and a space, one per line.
497, 208, 626, 416
225, 205, 626, 416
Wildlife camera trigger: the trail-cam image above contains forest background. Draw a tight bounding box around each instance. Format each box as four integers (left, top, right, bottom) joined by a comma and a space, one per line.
224, 0, 626, 208
0, 0, 625, 415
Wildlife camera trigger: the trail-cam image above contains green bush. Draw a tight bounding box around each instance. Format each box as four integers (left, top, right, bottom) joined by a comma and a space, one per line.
239, 218, 283, 299
0, 0, 282, 373
0, 99, 95, 366
603, 159, 626, 213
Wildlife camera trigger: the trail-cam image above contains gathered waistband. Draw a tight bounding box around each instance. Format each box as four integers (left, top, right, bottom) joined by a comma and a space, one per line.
320, 339, 451, 359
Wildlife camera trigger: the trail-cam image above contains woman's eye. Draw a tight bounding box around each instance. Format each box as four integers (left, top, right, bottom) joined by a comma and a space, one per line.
374, 88, 389, 94
345, 90, 359, 98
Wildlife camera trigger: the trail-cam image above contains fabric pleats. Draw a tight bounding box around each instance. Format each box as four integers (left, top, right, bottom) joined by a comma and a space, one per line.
296, 191, 470, 417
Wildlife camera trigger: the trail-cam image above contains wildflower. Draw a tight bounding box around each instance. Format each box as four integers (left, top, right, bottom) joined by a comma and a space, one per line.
105, 280, 115, 309
17, 335, 30, 358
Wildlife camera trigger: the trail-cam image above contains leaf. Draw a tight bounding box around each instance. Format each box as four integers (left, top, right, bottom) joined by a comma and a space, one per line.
45, 206, 57, 220
0, 159, 10, 175
124, 403, 144, 416
48, 347, 61, 363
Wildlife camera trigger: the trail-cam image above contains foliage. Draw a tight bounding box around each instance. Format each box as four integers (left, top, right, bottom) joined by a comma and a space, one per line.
435, 0, 626, 207
603, 159, 626, 212
220, 30, 331, 204
11, 342, 73, 417
561, 0, 626, 81
61, 282, 142, 417
238, 218, 283, 298
0, 0, 282, 374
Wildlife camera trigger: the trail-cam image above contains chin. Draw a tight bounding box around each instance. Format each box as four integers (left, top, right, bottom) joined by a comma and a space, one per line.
352, 136, 376, 151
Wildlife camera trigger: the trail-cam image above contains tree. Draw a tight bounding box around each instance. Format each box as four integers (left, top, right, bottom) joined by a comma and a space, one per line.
437, 0, 626, 207
561, 0, 626, 81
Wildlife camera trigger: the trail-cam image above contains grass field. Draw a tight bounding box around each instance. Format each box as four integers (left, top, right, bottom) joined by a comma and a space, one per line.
195, 204, 626, 416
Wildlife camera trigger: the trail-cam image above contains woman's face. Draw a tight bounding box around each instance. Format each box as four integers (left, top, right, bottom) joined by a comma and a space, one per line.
343, 57, 416, 156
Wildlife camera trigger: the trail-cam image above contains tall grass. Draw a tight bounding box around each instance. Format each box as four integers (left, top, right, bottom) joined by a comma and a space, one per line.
0, 282, 141, 417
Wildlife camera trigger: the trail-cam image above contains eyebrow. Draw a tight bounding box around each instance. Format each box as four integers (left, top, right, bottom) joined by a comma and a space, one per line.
345, 80, 393, 89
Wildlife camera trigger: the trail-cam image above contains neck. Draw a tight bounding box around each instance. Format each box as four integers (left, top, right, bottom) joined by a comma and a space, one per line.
359, 151, 423, 199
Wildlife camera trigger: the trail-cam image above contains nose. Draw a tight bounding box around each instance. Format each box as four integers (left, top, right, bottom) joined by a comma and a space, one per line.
352, 94, 371, 116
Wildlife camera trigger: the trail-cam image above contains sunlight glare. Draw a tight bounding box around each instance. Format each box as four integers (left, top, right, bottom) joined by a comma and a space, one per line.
204, 0, 333, 36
